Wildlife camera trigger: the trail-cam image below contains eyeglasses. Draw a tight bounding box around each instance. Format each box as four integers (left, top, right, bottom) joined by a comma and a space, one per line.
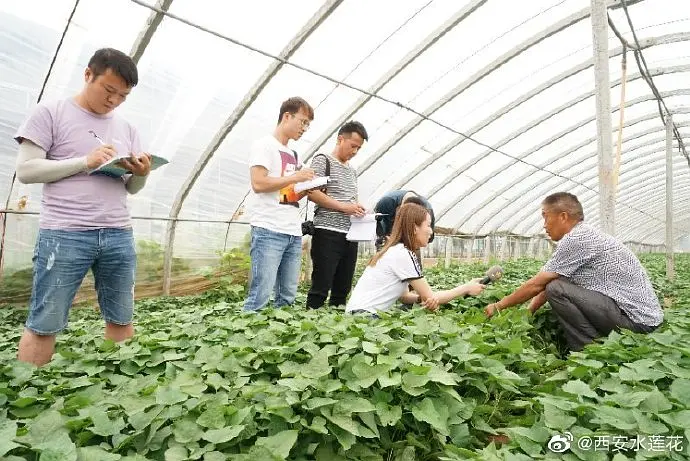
292, 114, 311, 129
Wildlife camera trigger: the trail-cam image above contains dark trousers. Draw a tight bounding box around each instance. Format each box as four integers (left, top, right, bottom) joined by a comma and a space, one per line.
307, 228, 359, 308
545, 278, 658, 352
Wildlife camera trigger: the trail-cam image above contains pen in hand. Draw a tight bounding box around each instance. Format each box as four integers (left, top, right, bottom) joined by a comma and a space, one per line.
88, 130, 106, 145
86, 130, 118, 169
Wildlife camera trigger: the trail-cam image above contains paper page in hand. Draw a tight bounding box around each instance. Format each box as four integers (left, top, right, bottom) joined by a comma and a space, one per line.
294, 176, 330, 193
89, 154, 169, 178
346, 213, 381, 242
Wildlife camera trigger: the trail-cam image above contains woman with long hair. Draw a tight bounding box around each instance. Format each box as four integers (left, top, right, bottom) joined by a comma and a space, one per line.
346, 203, 485, 315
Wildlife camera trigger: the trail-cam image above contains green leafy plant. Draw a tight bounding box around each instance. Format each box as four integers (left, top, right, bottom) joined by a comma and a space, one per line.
0, 255, 688, 460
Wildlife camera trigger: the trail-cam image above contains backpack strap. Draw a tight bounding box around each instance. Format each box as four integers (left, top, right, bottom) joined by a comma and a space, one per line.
312, 154, 331, 194
314, 153, 331, 177
290, 150, 309, 222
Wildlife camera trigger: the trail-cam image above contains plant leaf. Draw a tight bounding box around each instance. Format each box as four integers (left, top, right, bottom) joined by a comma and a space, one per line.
254, 429, 299, 459
0, 419, 19, 456
196, 403, 227, 429
173, 418, 204, 444
670, 379, 690, 406
202, 425, 245, 444
562, 379, 598, 399
543, 403, 576, 431
77, 446, 122, 461
411, 398, 449, 436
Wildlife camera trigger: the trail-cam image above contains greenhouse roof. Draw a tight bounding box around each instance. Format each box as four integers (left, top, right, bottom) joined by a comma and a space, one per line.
1, 0, 689, 248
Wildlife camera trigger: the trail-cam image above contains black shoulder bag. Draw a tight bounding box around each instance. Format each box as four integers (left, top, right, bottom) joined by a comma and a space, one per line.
301, 154, 330, 236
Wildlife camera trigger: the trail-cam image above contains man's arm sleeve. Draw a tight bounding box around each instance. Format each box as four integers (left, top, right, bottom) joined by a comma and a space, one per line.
15, 139, 87, 184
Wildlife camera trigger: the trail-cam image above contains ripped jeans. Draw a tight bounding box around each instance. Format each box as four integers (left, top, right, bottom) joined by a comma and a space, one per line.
25, 228, 137, 335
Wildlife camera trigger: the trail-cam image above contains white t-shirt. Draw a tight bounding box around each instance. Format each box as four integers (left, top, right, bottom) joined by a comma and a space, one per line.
346, 243, 423, 314
247, 135, 303, 236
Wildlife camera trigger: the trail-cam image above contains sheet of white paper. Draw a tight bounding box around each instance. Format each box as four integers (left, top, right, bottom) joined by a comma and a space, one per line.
294, 176, 329, 193
346, 213, 380, 242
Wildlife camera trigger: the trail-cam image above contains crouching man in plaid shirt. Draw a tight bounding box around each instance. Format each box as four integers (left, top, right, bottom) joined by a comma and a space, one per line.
484, 192, 663, 352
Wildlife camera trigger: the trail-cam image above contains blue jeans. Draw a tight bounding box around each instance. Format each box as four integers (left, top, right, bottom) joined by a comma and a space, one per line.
243, 226, 302, 311
26, 228, 137, 334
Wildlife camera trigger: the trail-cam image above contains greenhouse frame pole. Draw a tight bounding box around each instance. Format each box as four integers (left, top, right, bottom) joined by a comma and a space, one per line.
666, 114, 675, 279
591, 0, 615, 235
129, 0, 173, 64
301, 0, 487, 162
397, 35, 690, 200
438, 88, 690, 226
230, 0, 488, 220
465, 109, 690, 234
160, 0, 343, 294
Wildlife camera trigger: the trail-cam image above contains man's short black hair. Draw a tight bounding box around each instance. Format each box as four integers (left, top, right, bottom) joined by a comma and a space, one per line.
88, 48, 138, 87
338, 120, 368, 141
542, 192, 584, 221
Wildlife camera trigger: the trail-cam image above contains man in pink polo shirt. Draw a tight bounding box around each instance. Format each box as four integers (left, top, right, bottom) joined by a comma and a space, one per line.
14, 48, 152, 366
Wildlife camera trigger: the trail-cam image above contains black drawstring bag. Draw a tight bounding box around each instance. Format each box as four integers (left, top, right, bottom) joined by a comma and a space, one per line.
302, 154, 330, 235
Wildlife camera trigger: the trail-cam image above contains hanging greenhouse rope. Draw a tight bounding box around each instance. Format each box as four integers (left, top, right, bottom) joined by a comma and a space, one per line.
619, 0, 690, 167
612, 45, 628, 192
0, 0, 81, 278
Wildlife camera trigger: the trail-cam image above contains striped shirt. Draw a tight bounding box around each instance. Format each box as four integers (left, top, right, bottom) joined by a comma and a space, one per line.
542, 223, 663, 327
310, 153, 359, 233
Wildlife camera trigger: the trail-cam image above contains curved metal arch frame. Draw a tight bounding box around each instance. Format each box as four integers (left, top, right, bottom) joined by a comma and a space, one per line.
426, 67, 690, 209
509, 132, 690, 234
517, 157, 690, 235
581, 141, 690, 195
383, 34, 690, 197
355, 0, 631, 177
582, 157, 690, 213
461, 109, 690, 233
52, 1, 683, 243
211, 0, 676, 248
605, 190, 690, 242
574, 165, 690, 224
453, 115, 690, 233
593, 181, 690, 237
433, 84, 690, 224
8, 0, 683, 276
511, 137, 690, 234
632, 208, 690, 243
471, 124, 690, 235
129, 0, 174, 64
160, 0, 345, 294
554, 131, 690, 197
228, 0, 489, 219
300, 0, 488, 162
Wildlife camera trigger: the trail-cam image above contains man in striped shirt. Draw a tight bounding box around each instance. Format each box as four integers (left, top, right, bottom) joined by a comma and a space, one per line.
306, 121, 368, 309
